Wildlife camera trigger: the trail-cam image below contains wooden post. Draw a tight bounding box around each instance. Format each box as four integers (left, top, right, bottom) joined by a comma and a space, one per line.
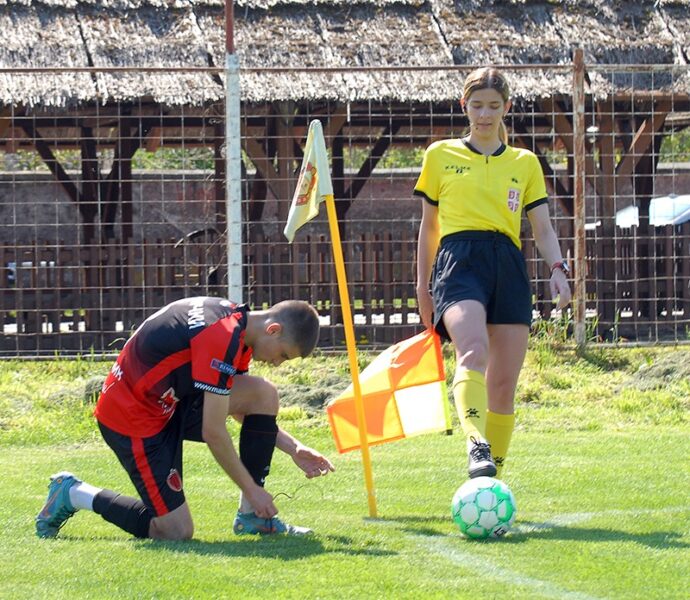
573, 48, 587, 347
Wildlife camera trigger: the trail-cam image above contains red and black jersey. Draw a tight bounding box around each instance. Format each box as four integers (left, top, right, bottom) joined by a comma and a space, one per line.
95, 297, 252, 438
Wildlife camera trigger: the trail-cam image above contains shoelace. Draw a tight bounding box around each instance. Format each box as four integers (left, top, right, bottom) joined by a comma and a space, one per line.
258, 516, 283, 533
469, 439, 492, 462
53, 506, 75, 530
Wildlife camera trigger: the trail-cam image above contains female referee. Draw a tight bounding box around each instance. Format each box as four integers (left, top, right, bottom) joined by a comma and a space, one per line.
414, 67, 572, 480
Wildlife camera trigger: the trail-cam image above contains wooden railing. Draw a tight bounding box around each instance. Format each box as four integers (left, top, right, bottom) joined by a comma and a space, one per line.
1, 224, 689, 355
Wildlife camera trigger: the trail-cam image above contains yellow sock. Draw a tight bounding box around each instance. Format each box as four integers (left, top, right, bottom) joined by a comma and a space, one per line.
452, 369, 488, 441
485, 410, 515, 478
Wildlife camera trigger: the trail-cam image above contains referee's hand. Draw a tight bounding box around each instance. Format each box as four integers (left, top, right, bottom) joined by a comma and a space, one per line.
549, 270, 572, 310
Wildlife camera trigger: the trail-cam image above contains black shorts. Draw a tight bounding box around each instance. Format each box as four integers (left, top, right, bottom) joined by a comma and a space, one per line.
431, 231, 532, 340
97, 394, 205, 517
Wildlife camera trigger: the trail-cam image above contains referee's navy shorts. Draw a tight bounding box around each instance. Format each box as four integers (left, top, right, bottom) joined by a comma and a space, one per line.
97, 394, 205, 517
431, 230, 532, 340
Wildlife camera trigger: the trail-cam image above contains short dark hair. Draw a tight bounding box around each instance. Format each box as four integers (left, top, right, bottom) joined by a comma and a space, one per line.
270, 300, 320, 357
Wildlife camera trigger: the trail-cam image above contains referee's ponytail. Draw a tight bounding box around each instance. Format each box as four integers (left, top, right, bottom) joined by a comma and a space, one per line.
498, 121, 508, 145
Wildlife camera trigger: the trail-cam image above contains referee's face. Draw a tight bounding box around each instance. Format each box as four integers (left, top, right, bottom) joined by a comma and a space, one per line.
463, 88, 507, 140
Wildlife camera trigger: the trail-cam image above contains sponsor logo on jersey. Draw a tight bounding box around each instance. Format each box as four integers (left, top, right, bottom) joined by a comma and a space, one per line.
507, 187, 521, 212
110, 362, 124, 381
187, 298, 205, 329
210, 358, 237, 375
445, 164, 470, 174
193, 381, 230, 394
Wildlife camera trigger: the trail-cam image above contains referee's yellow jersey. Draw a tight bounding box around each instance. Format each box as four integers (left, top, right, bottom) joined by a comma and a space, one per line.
414, 139, 548, 249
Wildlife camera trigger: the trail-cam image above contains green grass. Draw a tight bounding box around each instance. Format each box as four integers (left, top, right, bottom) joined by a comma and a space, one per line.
1, 344, 689, 599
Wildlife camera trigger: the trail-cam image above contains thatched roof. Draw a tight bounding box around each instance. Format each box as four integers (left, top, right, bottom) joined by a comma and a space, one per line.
0, 0, 688, 106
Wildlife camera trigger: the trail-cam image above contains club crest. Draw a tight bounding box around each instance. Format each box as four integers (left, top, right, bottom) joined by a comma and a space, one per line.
167, 469, 183, 492
507, 187, 521, 212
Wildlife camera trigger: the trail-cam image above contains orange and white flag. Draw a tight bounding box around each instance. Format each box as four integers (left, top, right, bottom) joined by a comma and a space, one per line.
327, 331, 450, 453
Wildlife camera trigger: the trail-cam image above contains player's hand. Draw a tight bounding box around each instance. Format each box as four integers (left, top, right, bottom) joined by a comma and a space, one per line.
416, 287, 434, 331
245, 485, 278, 518
549, 270, 572, 310
292, 444, 335, 479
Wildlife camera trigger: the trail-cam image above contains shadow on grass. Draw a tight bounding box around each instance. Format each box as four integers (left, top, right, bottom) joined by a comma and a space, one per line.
112, 533, 398, 560
506, 521, 690, 550
373, 515, 690, 550
366, 515, 449, 538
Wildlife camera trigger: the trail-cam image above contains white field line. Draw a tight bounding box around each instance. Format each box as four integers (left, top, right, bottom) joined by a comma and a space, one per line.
413, 534, 605, 600
406, 506, 689, 600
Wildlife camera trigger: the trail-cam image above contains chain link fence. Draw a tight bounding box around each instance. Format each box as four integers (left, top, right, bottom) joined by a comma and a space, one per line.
0, 64, 688, 356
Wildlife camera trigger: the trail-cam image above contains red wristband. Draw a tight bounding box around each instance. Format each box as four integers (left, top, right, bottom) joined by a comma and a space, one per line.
550, 260, 570, 276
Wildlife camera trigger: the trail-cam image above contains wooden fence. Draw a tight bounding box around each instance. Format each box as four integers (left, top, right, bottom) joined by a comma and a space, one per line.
1, 223, 689, 355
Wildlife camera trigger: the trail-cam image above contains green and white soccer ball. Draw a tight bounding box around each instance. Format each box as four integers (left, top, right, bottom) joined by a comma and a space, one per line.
451, 476, 517, 539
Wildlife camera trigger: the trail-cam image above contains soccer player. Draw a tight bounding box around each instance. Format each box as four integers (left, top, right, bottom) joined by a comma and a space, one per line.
415, 67, 572, 479
36, 297, 334, 540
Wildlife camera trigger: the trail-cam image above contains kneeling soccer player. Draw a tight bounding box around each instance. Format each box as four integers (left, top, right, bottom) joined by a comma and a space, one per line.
36, 297, 334, 540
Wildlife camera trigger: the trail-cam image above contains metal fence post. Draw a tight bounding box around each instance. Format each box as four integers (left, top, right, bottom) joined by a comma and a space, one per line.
225, 1, 243, 302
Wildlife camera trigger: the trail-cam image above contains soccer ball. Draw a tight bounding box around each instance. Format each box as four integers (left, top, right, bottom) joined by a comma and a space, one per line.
451, 476, 517, 539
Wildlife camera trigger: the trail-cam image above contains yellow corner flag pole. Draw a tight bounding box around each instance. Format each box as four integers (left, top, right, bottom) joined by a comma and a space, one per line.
284, 120, 377, 517
324, 195, 378, 518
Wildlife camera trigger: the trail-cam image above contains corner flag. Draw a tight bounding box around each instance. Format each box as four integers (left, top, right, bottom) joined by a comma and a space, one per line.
284, 120, 333, 242
285, 119, 378, 517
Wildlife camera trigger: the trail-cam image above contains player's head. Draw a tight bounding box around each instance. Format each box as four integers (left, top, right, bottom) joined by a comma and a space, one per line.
269, 300, 320, 357
460, 67, 512, 144
250, 300, 320, 365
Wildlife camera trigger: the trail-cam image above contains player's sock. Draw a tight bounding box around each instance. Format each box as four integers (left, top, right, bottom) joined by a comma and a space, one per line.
453, 369, 489, 442
68, 481, 103, 511
485, 410, 515, 478
92, 489, 153, 538
239, 414, 279, 487
239, 494, 253, 514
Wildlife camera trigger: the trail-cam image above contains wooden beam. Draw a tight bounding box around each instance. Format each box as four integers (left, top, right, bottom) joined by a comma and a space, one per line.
324, 113, 347, 142
100, 120, 148, 239
594, 106, 616, 207
80, 127, 99, 242
243, 135, 283, 201
615, 103, 670, 178
0, 105, 13, 140
213, 122, 226, 228
340, 122, 402, 216
145, 127, 163, 152
20, 121, 80, 205
120, 119, 135, 241
550, 101, 600, 188
275, 103, 298, 221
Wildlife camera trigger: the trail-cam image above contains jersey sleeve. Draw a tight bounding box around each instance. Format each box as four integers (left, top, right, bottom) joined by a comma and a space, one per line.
413, 143, 441, 204
189, 319, 242, 395
523, 152, 548, 209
